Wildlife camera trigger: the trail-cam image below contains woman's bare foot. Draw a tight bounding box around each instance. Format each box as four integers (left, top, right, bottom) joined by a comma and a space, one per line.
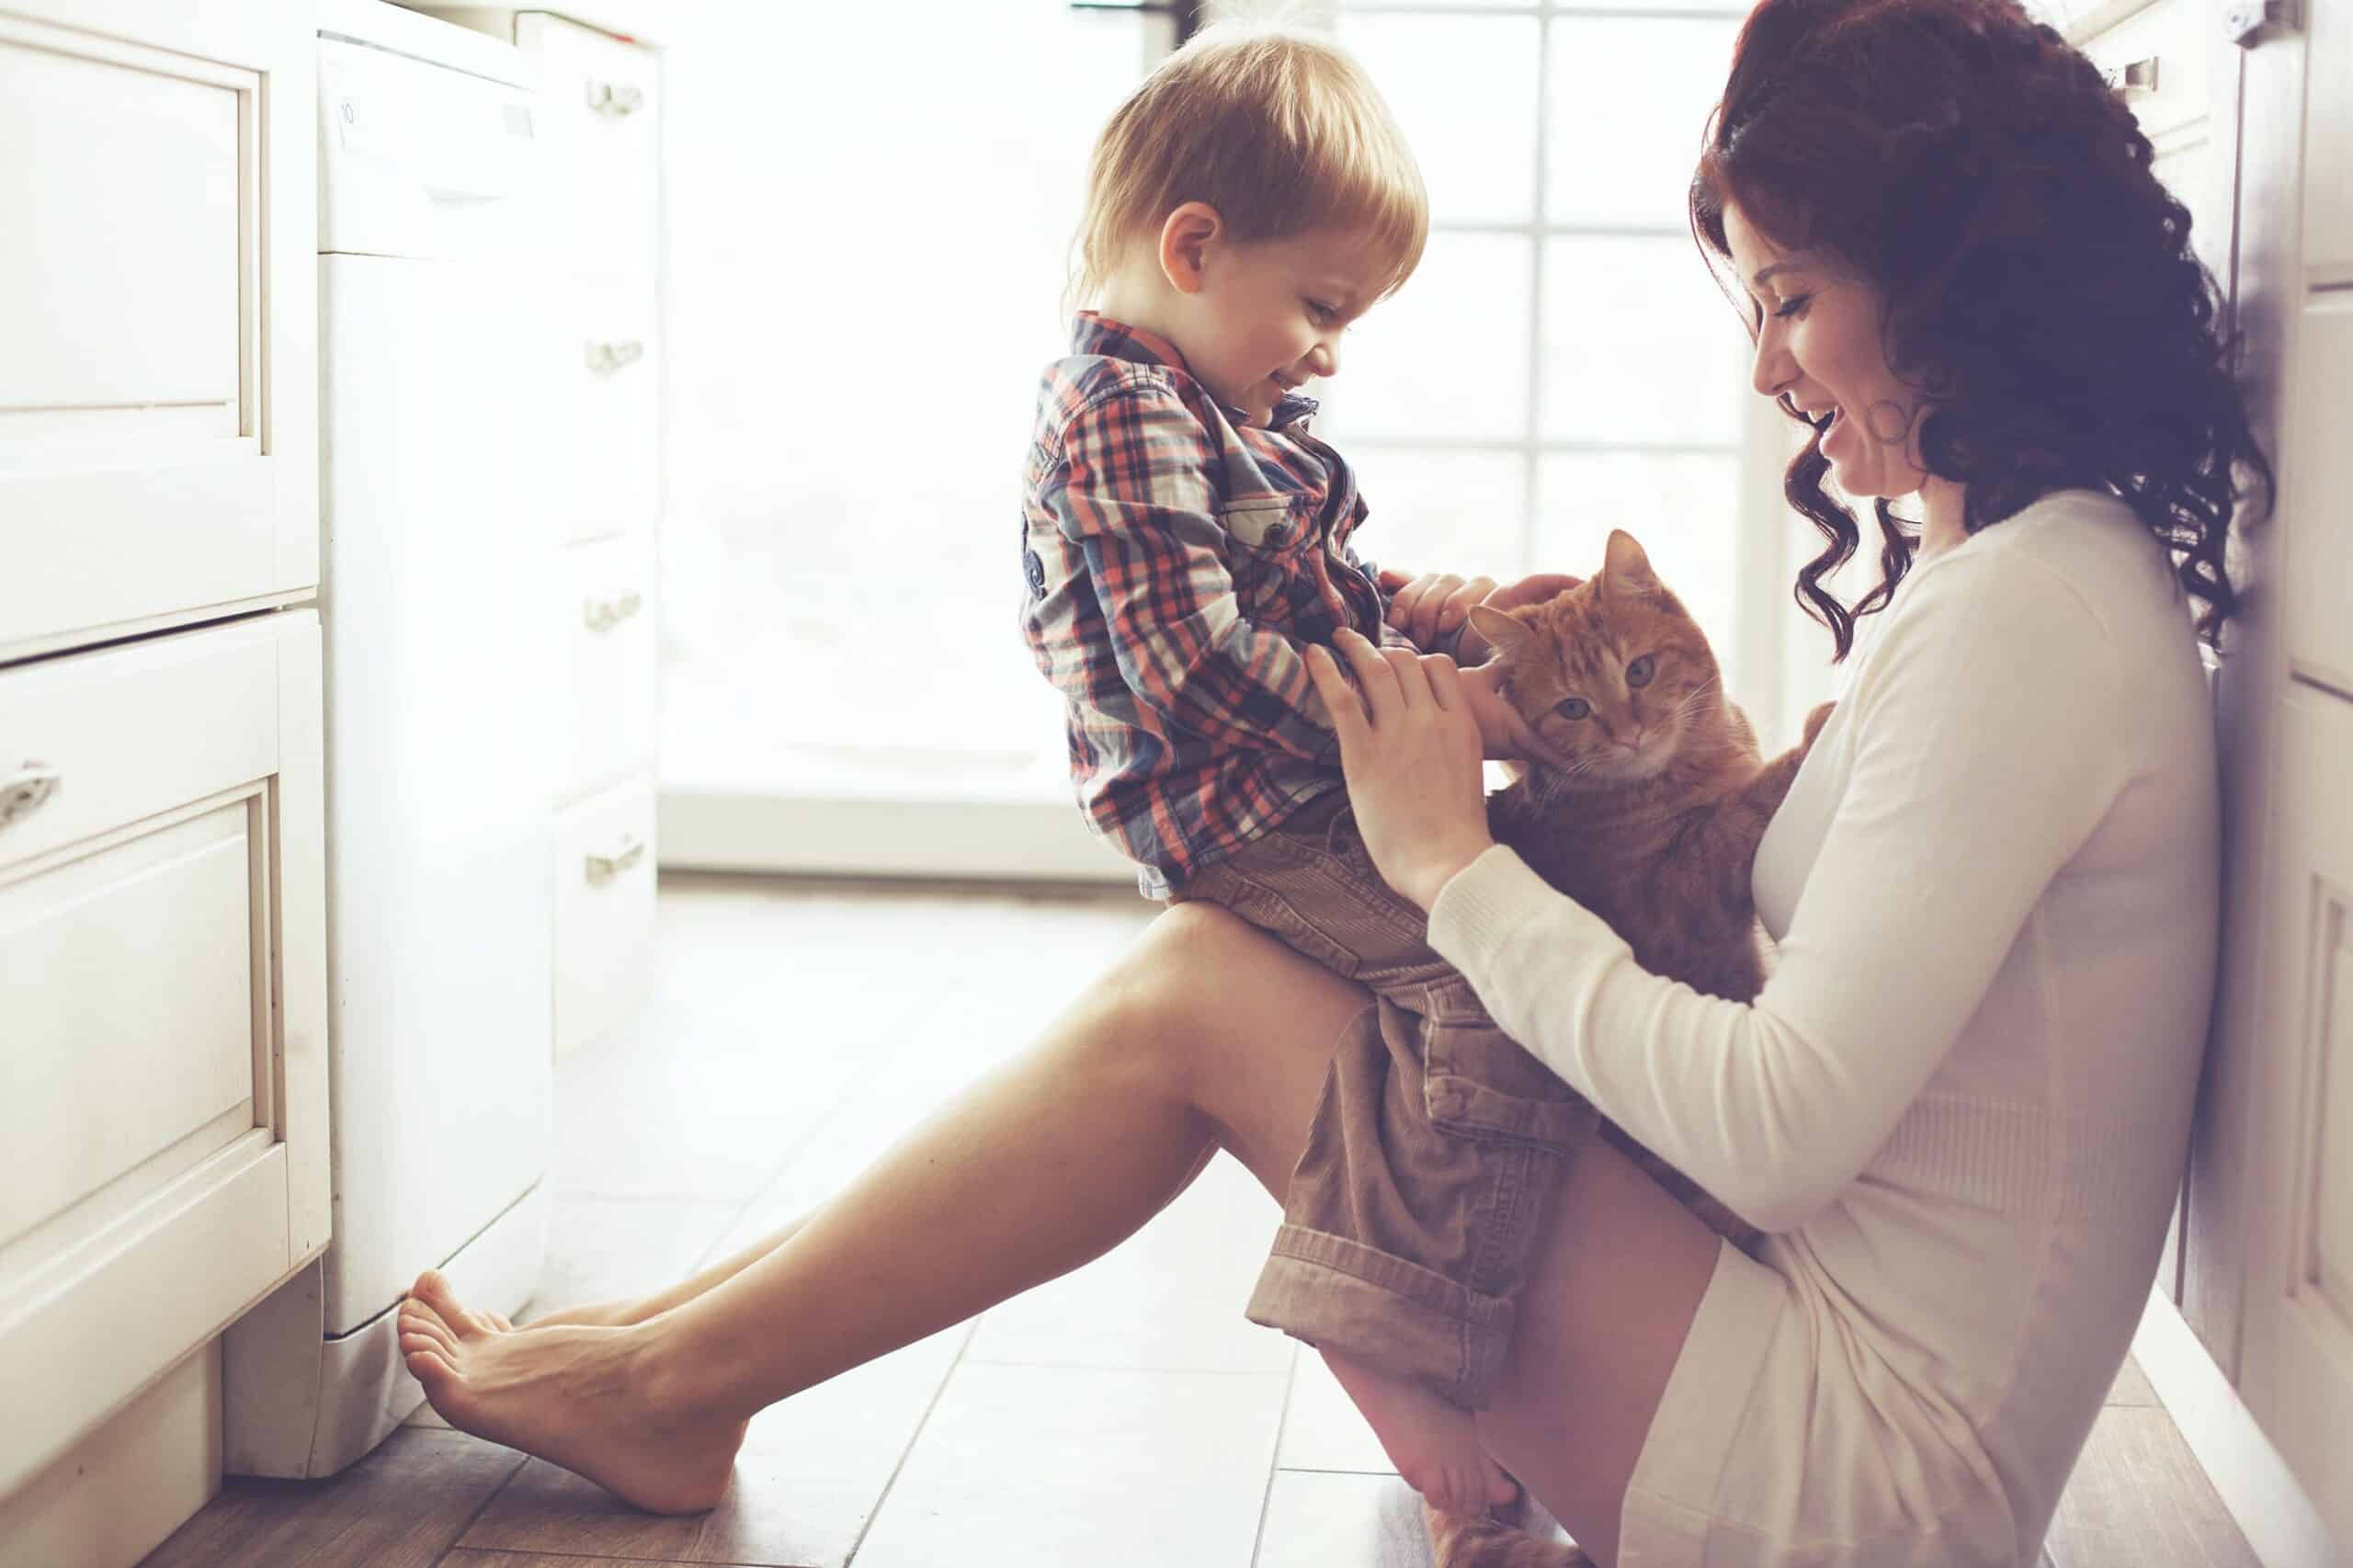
400, 1269, 748, 1515
1323, 1348, 1519, 1518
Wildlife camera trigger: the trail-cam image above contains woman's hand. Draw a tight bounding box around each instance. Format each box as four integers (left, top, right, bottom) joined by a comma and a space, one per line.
1305, 628, 1495, 913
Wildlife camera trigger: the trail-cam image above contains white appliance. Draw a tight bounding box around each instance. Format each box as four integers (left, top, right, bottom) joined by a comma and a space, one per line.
222, 0, 559, 1478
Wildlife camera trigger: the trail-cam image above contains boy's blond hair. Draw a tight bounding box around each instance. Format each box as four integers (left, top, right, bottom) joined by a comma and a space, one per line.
1071, 22, 1428, 312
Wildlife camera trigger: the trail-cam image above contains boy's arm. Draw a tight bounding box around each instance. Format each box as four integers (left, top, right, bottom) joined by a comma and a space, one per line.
1040, 383, 1347, 761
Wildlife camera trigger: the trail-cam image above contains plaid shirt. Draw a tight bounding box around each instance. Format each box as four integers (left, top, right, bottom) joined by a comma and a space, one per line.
1020, 314, 1420, 898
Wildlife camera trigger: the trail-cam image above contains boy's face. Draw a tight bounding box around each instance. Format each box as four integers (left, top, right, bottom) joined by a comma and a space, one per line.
1175, 223, 1394, 427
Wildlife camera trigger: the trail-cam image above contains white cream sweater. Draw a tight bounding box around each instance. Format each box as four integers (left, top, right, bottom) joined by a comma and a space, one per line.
1427, 490, 2221, 1558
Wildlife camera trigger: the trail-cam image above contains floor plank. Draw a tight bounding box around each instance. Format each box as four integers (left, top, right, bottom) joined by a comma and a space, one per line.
2104, 1353, 2157, 1408
1275, 1348, 1394, 1474
1255, 1470, 1437, 1568
456, 1325, 969, 1568
964, 1153, 1292, 1375
2043, 1407, 2263, 1568
140, 1428, 524, 1568
850, 1363, 1290, 1568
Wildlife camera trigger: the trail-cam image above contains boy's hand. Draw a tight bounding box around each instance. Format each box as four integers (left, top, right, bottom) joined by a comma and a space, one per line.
1381, 568, 1586, 664
1378, 569, 1496, 652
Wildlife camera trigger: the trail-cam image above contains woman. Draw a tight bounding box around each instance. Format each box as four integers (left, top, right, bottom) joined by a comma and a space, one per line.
395, 0, 2270, 1560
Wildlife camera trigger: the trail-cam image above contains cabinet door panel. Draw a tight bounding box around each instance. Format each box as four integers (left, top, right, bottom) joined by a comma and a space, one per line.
2280, 293, 2353, 689
2239, 685, 2353, 1550
0, 6, 315, 660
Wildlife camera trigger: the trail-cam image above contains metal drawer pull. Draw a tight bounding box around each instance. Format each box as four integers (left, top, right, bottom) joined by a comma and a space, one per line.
0, 761, 62, 832
585, 834, 644, 885
585, 340, 645, 376
2104, 56, 2159, 94
585, 80, 644, 117
583, 589, 643, 632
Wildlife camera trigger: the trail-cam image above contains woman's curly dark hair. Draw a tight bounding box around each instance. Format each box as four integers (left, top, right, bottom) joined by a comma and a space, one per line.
1689, 0, 2273, 658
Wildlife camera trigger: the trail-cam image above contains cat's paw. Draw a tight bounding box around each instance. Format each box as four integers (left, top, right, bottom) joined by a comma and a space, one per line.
1802, 700, 1836, 749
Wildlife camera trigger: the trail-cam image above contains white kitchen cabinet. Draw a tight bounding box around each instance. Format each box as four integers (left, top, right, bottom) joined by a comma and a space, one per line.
412, 3, 667, 1058
0, 612, 328, 1503
0, 1, 316, 665
0, 5, 324, 1562
2233, 684, 2353, 1546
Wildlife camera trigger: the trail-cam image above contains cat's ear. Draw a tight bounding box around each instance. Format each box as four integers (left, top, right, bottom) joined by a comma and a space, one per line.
1602, 529, 1663, 597
1467, 605, 1534, 662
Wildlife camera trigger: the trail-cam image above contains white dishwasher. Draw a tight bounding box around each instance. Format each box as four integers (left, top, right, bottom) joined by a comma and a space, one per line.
222, 0, 559, 1478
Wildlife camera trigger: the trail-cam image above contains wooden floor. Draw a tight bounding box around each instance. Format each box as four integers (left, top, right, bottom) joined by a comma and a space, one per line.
146, 875, 2261, 1568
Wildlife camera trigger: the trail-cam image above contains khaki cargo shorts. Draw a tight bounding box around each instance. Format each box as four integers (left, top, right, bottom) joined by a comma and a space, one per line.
1176, 790, 1601, 1410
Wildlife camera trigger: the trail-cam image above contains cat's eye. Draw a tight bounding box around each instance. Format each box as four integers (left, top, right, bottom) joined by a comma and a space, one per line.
1626, 655, 1655, 688
1555, 698, 1590, 722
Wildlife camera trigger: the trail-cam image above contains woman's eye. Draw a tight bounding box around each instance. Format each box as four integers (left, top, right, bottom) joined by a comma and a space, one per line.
1626, 654, 1655, 688
1772, 293, 1813, 320
1556, 697, 1590, 722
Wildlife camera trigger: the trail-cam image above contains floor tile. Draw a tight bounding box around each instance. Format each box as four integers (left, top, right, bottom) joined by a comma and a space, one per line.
851, 1363, 1289, 1568
457, 1326, 968, 1567
141, 1428, 523, 1568
1254, 1470, 1436, 1568
1275, 1347, 1393, 1474
2044, 1406, 2261, 1568
964, 1153, 1292, 1374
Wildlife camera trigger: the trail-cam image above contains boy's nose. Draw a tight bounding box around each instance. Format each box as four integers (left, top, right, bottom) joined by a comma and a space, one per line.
1309, 340, 1338, 378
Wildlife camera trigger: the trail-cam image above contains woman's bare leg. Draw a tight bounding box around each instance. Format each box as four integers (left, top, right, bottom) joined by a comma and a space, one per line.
397, 904, 1365, 1512
1471, 1137, 1723, 1567
513, 1208, 823, 1331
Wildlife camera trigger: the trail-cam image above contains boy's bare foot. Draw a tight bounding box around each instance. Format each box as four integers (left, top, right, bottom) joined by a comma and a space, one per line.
399, 1269, 748, 1515
1322, 1348, 1519, 1518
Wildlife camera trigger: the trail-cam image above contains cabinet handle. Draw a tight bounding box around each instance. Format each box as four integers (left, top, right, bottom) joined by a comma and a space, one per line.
585, 834, 644, 885
585, 340, 645, 376
585, 80, 645, 117
583, 589, 643, 632
2103, 56, 2159, 94
2223, 0, 2290, 46
0, 760, 62, 832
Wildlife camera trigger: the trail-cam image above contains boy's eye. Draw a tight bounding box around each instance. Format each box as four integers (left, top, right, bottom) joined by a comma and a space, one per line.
1626, 654, 1655, 687
1772, 293, 1813, 320
1556, 697, 1590, 722
1306, 300, 1337, 324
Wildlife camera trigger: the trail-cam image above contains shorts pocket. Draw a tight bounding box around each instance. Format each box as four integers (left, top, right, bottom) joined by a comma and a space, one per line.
1419, 979, 1598, 1152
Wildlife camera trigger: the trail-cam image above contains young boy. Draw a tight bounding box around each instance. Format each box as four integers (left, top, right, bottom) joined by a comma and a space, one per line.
1018, 24, 1599, 1519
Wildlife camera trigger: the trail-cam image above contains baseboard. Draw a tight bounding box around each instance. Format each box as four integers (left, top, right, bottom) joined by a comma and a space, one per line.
0, 1339, 219, 1568
657, 786, 1136, 882
2131, 1289, 2338, 1568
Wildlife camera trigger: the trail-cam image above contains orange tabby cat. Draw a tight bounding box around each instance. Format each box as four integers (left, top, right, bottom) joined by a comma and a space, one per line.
1420, 527, 1833, 1568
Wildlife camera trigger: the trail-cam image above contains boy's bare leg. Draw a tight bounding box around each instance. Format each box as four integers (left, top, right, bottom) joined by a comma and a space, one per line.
1323, 1346, 1520, 1517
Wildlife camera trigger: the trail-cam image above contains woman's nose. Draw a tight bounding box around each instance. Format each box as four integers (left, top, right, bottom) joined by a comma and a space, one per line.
1752, 331, 1795, 400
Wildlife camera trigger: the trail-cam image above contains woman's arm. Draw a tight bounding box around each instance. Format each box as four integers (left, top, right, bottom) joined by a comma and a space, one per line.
1311, 551, 2134, 1233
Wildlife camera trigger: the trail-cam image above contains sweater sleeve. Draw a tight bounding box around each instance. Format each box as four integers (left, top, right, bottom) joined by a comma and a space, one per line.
1427, 550, 2133, 1233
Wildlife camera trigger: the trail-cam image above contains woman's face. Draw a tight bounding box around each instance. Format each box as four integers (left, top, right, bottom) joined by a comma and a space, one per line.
1722, 201, 1927, 501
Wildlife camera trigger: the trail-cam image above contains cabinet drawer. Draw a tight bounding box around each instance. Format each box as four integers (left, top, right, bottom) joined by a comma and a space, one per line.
2079, 0, 2221, 267
0, 7, 316, 659
0, 611, 328, 1497
517, 12, 659, 285
550, 279, 660, 546
554, 771, 656, 1059
2281, 291, 2353, 691
558, 533, 658, 803
2304, 0, 2353, 273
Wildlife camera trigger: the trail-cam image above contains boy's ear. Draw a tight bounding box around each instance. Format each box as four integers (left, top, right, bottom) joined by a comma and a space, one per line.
1160, 201, 1223, 296
1467, 605, 1532, 661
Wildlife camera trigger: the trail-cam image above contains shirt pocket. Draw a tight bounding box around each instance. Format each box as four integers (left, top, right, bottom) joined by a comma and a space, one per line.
1218, 495, 1319, 622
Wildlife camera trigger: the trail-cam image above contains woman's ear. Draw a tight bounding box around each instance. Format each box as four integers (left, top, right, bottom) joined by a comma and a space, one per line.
1159, 201, 1223, 297
1467, 605, 1532, 662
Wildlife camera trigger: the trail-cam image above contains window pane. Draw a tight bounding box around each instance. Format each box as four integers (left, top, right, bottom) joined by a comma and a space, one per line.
1338, 13, 1540, 224
1534, 452, 1741, 652
1322, 232, 1530, 441
1548, 17, 1740, 229
1540, 235, 1745, 444
658, 0, 1146, 788
1346, 449, 1529, 584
